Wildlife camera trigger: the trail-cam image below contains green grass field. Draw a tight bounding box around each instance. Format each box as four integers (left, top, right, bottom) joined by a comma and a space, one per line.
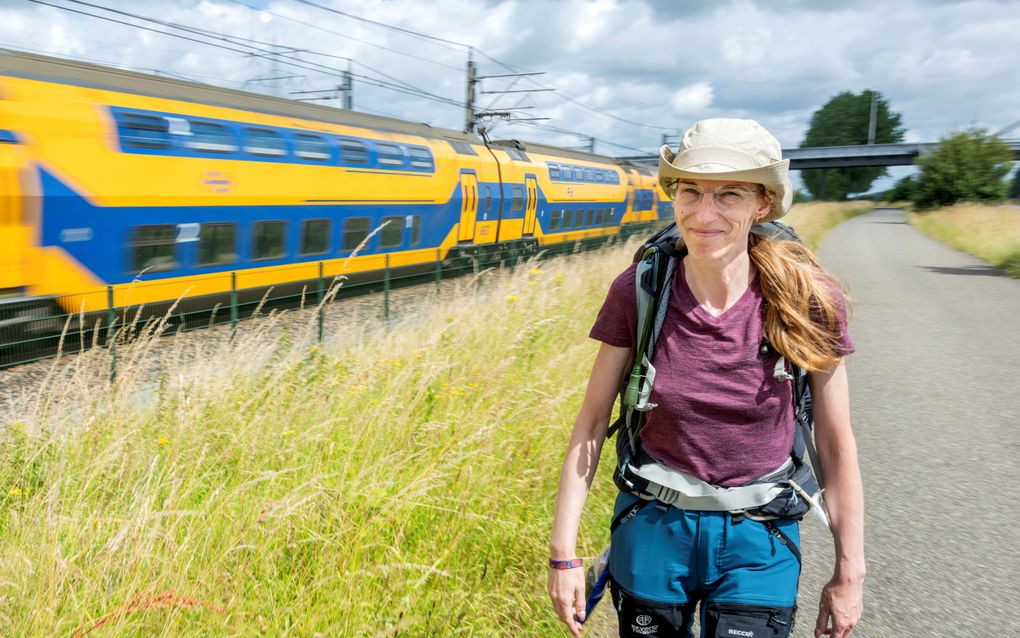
908, 204, 1020, 278
0, 203, 870, 637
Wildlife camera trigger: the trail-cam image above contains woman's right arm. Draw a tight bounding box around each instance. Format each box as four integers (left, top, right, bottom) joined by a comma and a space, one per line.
547, 341, 632, 636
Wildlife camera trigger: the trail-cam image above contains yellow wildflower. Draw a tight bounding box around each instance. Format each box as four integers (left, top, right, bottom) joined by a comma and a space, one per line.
530, 268, 543, 275
157, 437, 170, 447
7, 487, 23, 497
507, 295, 520, 302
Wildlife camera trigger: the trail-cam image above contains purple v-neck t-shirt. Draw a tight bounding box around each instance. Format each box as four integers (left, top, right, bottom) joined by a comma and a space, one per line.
590, 259, 854, 487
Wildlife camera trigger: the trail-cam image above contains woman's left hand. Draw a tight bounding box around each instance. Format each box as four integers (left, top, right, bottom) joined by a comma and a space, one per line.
814, 570, 864, 637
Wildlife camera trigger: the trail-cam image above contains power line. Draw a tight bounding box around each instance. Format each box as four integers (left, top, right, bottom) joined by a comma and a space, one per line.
289, 0, 468, 52
28, 0, 673, 143
30, 0, 466, 110
512, 120, 653, 156
225, 0, 463, 71
240, 0, 677, 136
0, 43, 230, 83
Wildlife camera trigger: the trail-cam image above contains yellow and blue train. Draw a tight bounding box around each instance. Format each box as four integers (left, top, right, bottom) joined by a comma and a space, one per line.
0, 50, 669, 321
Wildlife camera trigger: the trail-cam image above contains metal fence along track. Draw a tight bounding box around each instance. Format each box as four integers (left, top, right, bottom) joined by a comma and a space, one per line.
0, 228, 654, 374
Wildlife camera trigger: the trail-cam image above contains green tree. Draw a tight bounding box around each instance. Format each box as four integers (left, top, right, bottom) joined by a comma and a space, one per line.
913, 129, 1012, 208
800, 90, 905, 200
887, 175, 917, 202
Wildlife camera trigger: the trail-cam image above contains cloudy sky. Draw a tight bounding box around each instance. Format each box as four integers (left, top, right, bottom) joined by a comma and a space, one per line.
2, 0, 1018, 190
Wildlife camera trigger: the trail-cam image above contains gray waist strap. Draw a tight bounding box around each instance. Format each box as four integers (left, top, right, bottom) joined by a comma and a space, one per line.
627, 458, 792, 512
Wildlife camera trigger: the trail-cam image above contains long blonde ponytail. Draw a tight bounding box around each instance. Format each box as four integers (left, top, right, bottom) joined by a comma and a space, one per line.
748, 233, 850, 372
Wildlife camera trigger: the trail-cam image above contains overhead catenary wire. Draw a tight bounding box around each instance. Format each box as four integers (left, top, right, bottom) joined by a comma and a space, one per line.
281, 0, 674, 136
289, 0, 469, 52
225, 0, 463, 71
512, 120, 654, 156
28, 0, 467, 110
23, 0, 669, 154
52, 0, 451, 98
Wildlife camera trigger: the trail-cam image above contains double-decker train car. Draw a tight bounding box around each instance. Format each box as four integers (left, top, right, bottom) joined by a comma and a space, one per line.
0, 50, 670, 328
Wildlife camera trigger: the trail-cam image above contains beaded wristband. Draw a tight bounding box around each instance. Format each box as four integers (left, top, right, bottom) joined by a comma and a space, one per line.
549, 558, 583, 570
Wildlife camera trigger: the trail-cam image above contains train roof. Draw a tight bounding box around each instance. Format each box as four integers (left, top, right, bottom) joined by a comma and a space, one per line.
0, 49, 480, 144
490, 139, 622, 165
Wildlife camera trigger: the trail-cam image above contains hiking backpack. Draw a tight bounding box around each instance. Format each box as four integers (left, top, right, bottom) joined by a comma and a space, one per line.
606, 220, 829, 525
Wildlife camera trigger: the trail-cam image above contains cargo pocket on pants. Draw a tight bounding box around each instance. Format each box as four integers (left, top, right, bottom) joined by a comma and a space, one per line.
703, 601, 796, 638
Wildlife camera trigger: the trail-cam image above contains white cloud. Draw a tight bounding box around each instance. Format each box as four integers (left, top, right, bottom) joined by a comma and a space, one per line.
670, 82, 714, 115
0, 0, 1017, 159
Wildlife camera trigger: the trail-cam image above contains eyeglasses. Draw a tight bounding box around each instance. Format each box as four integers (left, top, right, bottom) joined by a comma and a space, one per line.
671, 183, 761, 211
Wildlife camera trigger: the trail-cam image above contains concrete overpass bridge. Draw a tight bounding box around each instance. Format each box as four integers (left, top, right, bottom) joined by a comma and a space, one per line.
618, 139, 1020, 170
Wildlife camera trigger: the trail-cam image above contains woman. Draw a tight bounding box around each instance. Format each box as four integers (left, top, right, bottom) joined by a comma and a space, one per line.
547, 119, 864, 638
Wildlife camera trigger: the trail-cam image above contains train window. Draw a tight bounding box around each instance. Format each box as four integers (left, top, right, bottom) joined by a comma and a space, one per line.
294, 134, 331, 161
548, 163, 561, 180
131, 225, 177, 273
505, 148, 530, 162
376, 143, 404, 166
484, 186, 493, 214
243, 128, 286, 157
118, 113, 171, 150
339, 138, 369, 164
408, 146, 434, 170
449, 140, 478, 156
510, 186, 524, 213
573, 210, 583, 229
343, 217, 370, 251
550, 210, 561, 231
584, 169, 595, 182
410, 216, 422, 246
379, 216, 404, 248
252, 221, 286, 260
595, 209, 604, 225
197, 223, 237, 266
586, 208, 595, 226
559, 166, 571, 181
300, 219, 331, 256
562, 210, 572, 229
186, 121, 237, 153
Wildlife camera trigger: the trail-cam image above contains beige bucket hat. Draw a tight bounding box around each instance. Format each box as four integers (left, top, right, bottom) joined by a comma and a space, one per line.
659, 118, 793, 222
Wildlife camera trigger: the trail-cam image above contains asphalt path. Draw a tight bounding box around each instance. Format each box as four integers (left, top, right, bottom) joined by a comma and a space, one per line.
585, 208, 1019, 637
798, 207, 1020, 637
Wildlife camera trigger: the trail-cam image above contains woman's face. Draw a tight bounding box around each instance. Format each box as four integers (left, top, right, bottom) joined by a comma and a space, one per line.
672, 178, 771, 260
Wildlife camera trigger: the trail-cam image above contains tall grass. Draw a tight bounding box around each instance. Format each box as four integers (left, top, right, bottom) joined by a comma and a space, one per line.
908, 204, 1020, 277
0, 203, 867, 637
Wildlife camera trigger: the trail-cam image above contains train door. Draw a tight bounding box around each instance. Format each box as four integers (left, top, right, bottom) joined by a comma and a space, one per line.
523, 175, 538, 236
458, 172, 478, 243
0, 139, 30, 291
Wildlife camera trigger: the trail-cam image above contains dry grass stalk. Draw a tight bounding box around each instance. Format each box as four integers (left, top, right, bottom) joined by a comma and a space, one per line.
71, 589, 223, 637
